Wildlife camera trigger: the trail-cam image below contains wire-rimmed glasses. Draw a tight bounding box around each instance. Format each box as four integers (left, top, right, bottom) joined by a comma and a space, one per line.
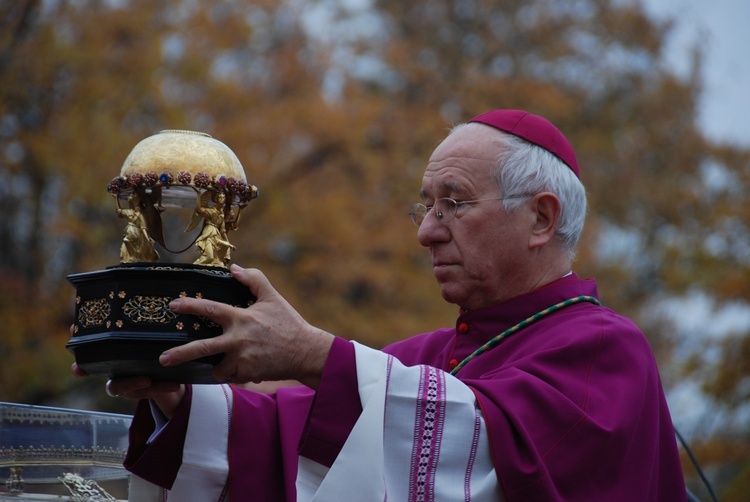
409, 195, 532, 227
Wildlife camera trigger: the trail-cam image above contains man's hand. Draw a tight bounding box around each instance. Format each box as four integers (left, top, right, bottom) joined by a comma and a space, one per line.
163, 265, 334, 389
70, 264, 330, 417
71, 362, 185, 419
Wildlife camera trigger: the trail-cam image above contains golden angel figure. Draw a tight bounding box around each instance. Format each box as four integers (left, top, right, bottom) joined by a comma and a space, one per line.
186, 190, 240, 268
115, 191, 160, 263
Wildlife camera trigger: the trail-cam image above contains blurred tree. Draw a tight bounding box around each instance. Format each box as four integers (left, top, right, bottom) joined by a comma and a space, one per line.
0, 0, 748, 497
0, 0, 188, 411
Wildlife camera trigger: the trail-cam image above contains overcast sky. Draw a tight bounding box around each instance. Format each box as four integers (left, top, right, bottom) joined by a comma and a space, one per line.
638, 0, 750, 436
642, 0, 750, 147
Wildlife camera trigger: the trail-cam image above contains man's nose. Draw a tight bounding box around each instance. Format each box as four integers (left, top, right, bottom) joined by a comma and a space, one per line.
417, 210, 449, 246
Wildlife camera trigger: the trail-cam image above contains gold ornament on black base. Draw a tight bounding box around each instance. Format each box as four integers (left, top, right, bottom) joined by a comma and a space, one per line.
66, 130, 258, 383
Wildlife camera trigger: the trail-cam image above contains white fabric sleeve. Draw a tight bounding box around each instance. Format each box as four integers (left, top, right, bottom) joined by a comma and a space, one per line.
130, 384, 233, 502
128, 474, 166, 502
297, 342, 503, 501
166, 384, 233, 501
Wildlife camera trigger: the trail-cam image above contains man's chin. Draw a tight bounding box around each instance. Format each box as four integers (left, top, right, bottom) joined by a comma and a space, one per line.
438, 284, 466, 307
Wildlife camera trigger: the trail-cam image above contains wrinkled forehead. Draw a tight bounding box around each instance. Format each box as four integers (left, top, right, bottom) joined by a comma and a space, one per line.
433, 123, 500, 157
420, 126, 501, 198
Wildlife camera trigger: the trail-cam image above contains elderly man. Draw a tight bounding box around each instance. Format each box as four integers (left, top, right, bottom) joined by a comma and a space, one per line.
97, 110, 686, 501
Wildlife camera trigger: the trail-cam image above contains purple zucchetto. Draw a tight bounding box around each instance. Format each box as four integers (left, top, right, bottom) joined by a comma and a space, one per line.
468, 110, 580, 178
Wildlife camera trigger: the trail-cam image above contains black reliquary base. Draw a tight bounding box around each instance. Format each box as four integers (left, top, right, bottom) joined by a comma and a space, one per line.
66, 263, 255, 384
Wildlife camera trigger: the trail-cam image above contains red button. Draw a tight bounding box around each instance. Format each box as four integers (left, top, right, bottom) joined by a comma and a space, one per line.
449, 359, 458, 369
457, 322, 469, 333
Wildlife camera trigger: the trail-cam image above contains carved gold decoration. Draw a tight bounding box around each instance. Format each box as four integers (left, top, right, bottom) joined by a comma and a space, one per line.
78, 299, 111, 327
149, 265, 231, 276
200, 316, 220, 329
115, 190, 160, 263
105, 130, 258, 267
122, 295, 176, 324
187, 189, 239, 267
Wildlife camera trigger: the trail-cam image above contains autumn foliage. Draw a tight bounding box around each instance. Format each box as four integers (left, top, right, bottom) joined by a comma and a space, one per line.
1, 0, 748, 498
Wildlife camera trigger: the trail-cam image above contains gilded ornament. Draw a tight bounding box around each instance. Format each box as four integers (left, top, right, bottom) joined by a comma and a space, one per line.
122, 296, 177, 324
78, 299, 111, 327
107, 130, 258, 267
114, 190, 160, 263
200, 316, 219, 329
186, 189, 240, 267
67, 129, 259, 383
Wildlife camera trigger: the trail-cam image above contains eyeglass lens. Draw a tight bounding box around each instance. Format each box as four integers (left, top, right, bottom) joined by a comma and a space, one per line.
409, 198, 459, 226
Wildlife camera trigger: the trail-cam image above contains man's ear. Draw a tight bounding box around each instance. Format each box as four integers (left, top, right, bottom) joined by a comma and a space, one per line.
528, 192, 561, 250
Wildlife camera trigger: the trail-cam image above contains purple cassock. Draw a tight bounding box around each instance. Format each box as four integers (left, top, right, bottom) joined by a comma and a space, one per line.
124, 273, 687, 501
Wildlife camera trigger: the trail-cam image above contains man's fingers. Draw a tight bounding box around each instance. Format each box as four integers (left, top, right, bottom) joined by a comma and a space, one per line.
105, 376, 153, 397
166, 282, 255, 369
230, 265, 274, 302
71, 362, 88, 377
106, 377, 183, 411
106, 376, 179, 395
170, 296, 232, 322
160, 335, 231, 367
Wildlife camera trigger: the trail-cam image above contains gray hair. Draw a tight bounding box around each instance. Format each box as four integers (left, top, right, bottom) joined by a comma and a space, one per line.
451, 123, 587, 259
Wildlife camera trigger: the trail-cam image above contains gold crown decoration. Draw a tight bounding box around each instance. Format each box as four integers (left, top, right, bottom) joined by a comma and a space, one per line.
103, 130, 258, 268
65, 130, 258, 383
106, 130, 258, 207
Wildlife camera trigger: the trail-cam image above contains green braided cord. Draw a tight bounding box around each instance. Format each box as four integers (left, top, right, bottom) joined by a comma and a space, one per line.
449, 295, 601, 376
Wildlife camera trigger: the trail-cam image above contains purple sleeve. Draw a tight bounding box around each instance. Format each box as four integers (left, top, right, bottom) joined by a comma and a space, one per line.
124, 385, 193, 489
229, 338, 362, 499
297, 336, 362, 467
123, 337, 363, 498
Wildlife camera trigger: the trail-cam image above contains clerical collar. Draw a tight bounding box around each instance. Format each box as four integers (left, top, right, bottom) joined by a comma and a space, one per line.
459, 271, 574, 313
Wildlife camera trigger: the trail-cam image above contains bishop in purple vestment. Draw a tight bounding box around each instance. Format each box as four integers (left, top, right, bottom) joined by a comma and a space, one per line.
91, 110, 687, 501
